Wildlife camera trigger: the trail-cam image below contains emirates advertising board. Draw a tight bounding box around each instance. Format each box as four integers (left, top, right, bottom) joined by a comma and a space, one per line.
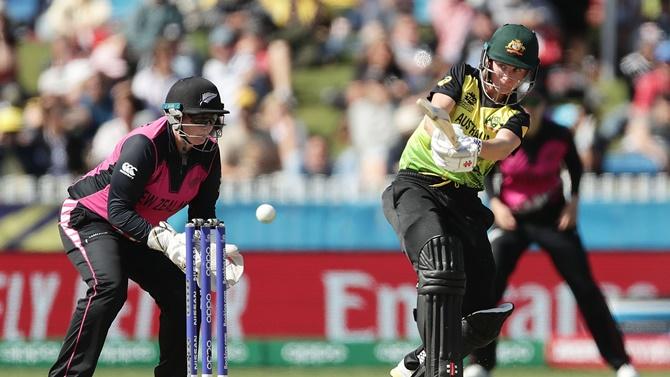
0, 251, 669, 368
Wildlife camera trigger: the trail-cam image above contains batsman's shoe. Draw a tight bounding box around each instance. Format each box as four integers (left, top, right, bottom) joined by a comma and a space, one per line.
462, 303, 514, 356
616, 364, 639, 377
389, 358, 413, 377
463, 364, 491, 377
390, 349, 425, 377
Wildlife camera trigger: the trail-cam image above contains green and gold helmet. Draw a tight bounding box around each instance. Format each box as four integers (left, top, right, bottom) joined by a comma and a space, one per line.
479, 24, 540, 104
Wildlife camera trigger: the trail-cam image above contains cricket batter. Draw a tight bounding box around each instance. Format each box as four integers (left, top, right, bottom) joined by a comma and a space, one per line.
49, 77, 242, 377
383, 24, 540, 377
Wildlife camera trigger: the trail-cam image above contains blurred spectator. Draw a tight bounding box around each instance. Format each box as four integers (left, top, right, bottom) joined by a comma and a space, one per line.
76, 72, 114, 137
332, 118, 359, 177
0, 9, 17, 87
0, 85, 24, 174
323, 15, 356, 62
258, 0, 330, 66
219, 87, 281, 179
620, 22, 665, 97
88, 33, 130, 80
203, 25, 255, 125
300, 133, 333, 176
87, 81, 152, 167
429, 0, 475, 66
486, 0, 561, 31
38, 0, 111, 50
621, 39, 670, 170
3, 0, 47, 33
345, 38, 404, 188
131, 38, 180, 113
389, 13, 433, 93
461, 8, 496, 68
37, 37, 94, 97
257, 92, 307, 173
347, 38, 408, 103
631, 39, 670, 112
124, 0, 183, 63
15, 96, 86, 176
387, 101, 422, 174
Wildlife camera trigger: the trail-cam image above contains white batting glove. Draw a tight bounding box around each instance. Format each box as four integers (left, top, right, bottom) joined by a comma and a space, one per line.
431, 129, 482, 172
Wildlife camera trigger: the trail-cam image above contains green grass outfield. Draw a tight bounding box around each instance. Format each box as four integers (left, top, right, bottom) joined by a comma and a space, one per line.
5, 366, 670, 376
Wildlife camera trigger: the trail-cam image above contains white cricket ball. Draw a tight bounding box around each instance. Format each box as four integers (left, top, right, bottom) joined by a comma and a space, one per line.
255, 203, 276, 224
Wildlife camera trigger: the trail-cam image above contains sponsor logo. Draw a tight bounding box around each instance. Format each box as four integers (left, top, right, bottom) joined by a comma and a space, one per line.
199, 92, 218, 106
505, 39, 526, 56
120, 162, 137, 179
280, 342, 348, 364
463, 160, 473, 168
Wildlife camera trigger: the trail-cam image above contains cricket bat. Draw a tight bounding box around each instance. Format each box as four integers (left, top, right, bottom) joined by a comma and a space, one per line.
416, 97, 461, 148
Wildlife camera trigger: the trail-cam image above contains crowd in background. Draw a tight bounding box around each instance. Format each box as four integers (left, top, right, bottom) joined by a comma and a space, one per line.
0, 0, 670, 192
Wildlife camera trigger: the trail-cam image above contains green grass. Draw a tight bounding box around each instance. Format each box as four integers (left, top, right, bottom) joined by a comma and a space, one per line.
5, 366, 670, 377
17, 40, 51, 95
293, 63, 352, 137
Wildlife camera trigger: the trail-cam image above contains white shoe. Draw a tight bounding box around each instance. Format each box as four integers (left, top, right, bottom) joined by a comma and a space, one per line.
463, 364, 491, 377
616, 364, 640, 377
390, 358, 414, 377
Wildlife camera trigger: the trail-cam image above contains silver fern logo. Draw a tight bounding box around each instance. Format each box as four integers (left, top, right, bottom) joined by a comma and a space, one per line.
199, 92, 217, 106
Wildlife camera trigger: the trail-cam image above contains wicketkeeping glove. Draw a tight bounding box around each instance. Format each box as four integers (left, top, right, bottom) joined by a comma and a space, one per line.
147, 221, 186, 264
147, 221, 244, 287
431, 128, 482, 172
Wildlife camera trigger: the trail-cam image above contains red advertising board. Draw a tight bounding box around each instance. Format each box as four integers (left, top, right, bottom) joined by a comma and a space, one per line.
1, 251, 670, 341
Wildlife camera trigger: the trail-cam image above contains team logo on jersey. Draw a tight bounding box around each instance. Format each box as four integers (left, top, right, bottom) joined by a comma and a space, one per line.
199, 92, 218, 106
505, 39, 526, 56
120, 162, 138, 179
484, 115, 502, 131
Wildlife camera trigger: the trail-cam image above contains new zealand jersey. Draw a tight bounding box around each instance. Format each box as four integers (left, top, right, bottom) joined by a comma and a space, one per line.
496, 119, 582, 214
66, 117, 221, 242
399, 63, 529, 190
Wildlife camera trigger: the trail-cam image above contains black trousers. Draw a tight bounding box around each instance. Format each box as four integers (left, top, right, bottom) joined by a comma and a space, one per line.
469, 219, 630, 370
49, 204, 188, 377
382, 171, 497, 327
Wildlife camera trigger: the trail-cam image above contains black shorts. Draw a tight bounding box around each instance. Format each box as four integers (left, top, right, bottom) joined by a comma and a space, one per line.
381, 170, 496, 313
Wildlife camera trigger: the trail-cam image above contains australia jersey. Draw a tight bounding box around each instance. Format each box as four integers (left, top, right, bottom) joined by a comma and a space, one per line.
399, 63, 530, 190
66, 117, 221, 243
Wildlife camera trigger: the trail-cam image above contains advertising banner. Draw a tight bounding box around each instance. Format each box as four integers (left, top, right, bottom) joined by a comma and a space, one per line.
1, 252, 670, 342
547, 335, 670, 368
0, 339, 542, 367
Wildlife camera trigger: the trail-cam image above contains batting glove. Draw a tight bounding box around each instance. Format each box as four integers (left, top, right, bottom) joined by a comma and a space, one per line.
431, 129, 482, 172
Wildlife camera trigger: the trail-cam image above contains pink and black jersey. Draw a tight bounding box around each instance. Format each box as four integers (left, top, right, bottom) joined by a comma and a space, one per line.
485, 118, 582, 215
66, 117, 221, 242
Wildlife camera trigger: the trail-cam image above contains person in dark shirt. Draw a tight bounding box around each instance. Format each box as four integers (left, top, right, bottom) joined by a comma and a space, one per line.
465, 92, 638, 377
49, 77, 243, 377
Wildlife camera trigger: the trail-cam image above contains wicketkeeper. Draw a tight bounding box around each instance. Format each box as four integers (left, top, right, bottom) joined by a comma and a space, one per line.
382, 24, 540, 377
49, 77, 243, 377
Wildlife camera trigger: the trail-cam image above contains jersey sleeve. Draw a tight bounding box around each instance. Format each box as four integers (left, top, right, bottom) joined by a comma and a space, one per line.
107, 134, 156, 242
428, 63, 466, 102
187, 150, 221, 221
562, 128, 583, 196
501, 110, 530, 140
483, 164, 499, 199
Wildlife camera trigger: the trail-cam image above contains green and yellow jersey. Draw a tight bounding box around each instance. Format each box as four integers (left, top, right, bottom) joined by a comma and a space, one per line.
399, 63, 530, 190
